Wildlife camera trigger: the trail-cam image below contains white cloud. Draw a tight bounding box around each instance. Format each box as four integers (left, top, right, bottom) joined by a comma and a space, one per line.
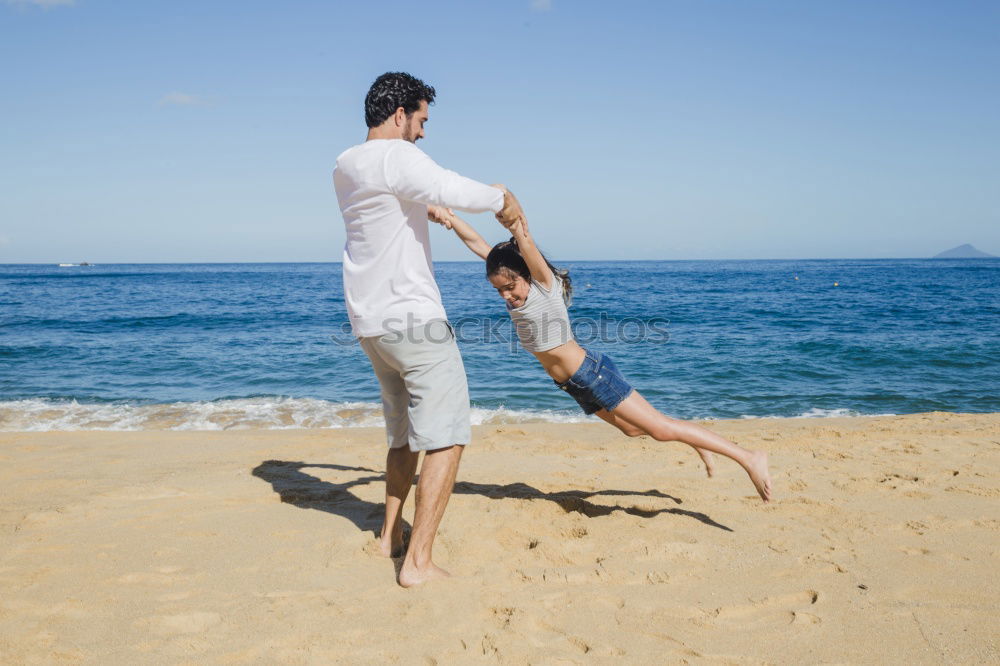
530, 0, 552, 11
157, 92, 207, 107
4, 0, 75, 7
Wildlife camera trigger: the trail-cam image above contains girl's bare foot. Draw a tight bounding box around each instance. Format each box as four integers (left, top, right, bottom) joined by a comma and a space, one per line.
695, 447, 716, 477
398, 561, 451, 588
744, 450, 772, 502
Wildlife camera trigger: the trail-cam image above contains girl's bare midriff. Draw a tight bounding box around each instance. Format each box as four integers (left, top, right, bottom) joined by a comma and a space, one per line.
532, 339, 587, 384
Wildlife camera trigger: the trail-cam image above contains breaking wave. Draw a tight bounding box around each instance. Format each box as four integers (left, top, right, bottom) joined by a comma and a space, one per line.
0, 397, 592, 432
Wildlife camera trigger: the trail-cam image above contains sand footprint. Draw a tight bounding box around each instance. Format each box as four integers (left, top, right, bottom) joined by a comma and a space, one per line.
900, 546, 931, 556
712, 590, 820, 627
102, 487, 190, 501
136, 611, 222, 635
791, 610, 822, 625
117, 565, 188, 585
514, 565, 603, 585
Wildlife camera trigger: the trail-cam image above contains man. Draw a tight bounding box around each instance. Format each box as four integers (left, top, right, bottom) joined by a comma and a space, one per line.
333, 72, 524, 587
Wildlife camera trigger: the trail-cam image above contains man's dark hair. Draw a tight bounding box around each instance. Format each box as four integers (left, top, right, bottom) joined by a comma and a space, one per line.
364, 72, 436, 128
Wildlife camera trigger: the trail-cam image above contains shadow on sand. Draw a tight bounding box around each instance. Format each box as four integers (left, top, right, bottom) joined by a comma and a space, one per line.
251, 460, 733, 534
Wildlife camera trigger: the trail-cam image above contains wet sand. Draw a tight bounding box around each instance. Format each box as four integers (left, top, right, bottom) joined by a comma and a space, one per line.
1, 412, 997, 663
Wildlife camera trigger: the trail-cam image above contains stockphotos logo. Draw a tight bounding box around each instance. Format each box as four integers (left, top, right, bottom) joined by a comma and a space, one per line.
330, 312, 669, 351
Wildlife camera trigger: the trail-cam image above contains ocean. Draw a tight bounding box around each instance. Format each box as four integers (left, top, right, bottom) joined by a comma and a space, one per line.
1, 259, 997, 431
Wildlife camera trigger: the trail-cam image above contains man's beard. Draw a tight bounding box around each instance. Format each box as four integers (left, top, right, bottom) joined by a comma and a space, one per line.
402, 119, 418, 143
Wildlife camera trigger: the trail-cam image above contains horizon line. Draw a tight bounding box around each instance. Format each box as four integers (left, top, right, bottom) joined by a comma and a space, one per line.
3, 256, 998, 266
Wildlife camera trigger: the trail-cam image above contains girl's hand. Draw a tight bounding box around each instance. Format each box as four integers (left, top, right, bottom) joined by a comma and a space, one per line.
509, 216, 529, 239
427, 205, 455, 230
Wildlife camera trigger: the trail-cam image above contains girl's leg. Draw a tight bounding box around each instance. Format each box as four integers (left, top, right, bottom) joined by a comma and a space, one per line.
610, 391, 772, 502
594, 408, 716, 477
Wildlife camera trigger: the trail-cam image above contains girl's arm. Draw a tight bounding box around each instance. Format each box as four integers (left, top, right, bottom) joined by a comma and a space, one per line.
509, 217, 554, 290
427, 205, 492, 260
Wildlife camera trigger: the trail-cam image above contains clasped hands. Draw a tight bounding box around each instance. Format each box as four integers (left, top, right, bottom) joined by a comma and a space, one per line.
427, 185, 528, 236
491, 184, 526, 232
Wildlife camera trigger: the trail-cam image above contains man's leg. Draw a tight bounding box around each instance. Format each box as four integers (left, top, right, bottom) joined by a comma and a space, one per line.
368, 320, 470, 586
398, 444, 464, 588
358, 336, 418, 556
380, 446, 419, 557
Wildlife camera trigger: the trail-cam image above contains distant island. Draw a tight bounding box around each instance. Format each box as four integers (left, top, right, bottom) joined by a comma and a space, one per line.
932, 244, 997, 259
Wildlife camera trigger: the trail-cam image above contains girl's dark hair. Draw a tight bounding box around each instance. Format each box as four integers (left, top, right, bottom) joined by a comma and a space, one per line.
364, 72, 436, 128
485, 238, 573, 306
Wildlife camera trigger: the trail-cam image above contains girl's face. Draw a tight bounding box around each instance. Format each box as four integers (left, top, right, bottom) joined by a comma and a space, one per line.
488, 269, 530, 308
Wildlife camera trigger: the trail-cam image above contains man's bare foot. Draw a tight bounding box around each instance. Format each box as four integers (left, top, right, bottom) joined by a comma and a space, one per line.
696, 448, 716, 477
743, 450, 772, 502
376, 528, 407, 558
378, 538, 404, 558
398, 561, 451, 588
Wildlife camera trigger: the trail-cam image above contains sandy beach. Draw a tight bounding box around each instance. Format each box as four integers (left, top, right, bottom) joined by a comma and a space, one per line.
1, 412, 997, 664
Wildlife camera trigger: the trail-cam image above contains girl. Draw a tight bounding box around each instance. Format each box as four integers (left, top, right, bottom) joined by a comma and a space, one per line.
427, 206, 772, 502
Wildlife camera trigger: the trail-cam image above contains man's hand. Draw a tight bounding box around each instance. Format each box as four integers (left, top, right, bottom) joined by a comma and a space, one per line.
427, 205, 455, 230
491, 184, 526, 230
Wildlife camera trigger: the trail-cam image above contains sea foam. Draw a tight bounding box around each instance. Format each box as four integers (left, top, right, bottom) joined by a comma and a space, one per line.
0, 397, 591, 432
0, 398, 896, 432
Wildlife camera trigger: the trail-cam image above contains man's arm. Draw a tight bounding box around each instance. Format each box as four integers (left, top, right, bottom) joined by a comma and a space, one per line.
385, 142, 506, 214
428, 206, 492, 260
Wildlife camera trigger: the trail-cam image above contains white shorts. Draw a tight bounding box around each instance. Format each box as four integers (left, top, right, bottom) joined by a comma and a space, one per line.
359, 319, 471, 452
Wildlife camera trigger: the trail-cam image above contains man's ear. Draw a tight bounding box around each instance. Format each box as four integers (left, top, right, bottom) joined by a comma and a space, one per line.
394, 107, 406, 127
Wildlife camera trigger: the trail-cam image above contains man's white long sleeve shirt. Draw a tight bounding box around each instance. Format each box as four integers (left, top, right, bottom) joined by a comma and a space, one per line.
334, 139, 504, 338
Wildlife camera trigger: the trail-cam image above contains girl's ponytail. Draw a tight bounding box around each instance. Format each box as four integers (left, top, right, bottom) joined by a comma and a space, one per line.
551, 264, 573, 306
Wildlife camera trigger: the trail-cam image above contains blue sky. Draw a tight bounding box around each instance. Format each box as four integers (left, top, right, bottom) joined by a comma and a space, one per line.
1, 0, 997, 263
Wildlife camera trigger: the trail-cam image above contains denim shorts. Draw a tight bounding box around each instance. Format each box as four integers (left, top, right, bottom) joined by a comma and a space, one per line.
555, 349, 635, 415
